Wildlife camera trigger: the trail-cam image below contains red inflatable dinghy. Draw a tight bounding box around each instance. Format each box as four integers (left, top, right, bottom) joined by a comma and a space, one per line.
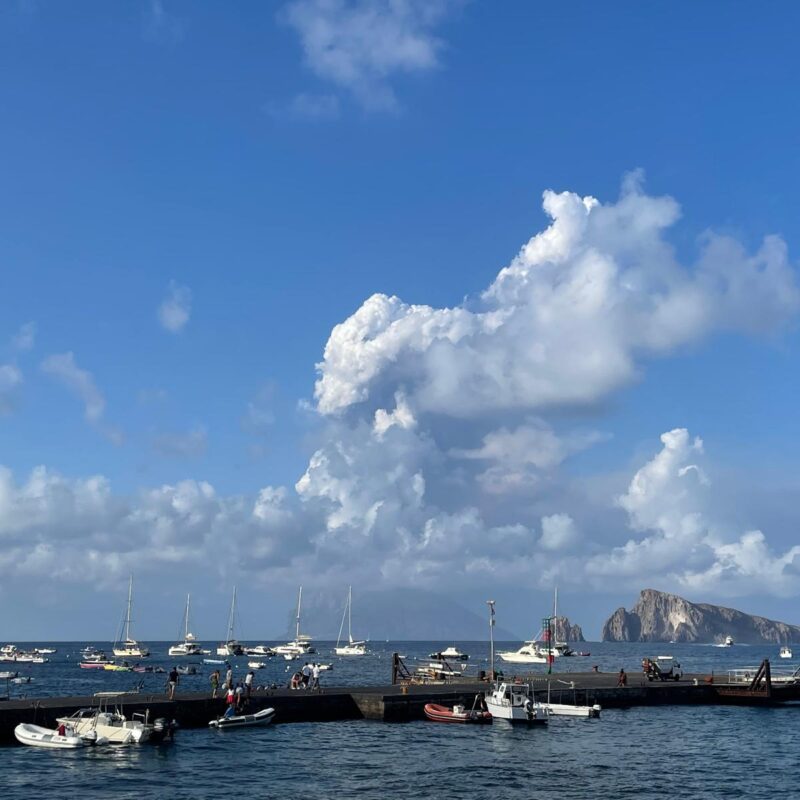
424, 702, 492, 724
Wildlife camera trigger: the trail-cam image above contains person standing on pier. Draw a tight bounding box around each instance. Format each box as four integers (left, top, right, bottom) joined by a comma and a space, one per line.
310, 663, 321, 691
210, 669, 220, 698
617, 668, 628, 687
225, 665, 233, 690
167, 666, 179, 699
301, 662, 311, 689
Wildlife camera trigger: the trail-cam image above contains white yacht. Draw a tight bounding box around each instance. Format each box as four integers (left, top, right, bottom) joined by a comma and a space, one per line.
334, 586, 367, 656
244, 645, 274, 657
715, 635, 735, 648
112, 577, 150, 658
56, 707, 153, 744
780, 646, 793, 659
430, 646, 468, 660
216, 587, 245, 657
485, 682, 548, 724
498, 640, 550, 664
169, 594, 203, 657
274, 586, 316, 657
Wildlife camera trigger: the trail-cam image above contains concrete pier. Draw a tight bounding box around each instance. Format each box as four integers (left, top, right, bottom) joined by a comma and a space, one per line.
1, 670, 797, 745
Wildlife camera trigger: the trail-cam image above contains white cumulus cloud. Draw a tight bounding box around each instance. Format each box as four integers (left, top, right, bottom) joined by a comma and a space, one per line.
315, 175, 799, 419
283, 0, 457, 111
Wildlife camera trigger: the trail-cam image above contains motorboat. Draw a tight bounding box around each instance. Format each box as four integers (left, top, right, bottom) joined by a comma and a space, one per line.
56, 707, 154, 744
80, 657, 113, 669
429, 646, 468, 661
33, 647, 57, 655
715, 635, 735, 648
209, 707, 275, 729
248, 660, 267, 670
780, 646, 793, 659
0, 670, 18, 679
274, 587, 316, 657
11, 676, 33, 684
203, 658, 227, 665
112, 577, 150, 658
414, 660, 463, 680
245, 645, 275, 657
0, 644, 18, 657
216, 587, 245, 657
169, 594, 204, 657
103, 662, 134, 672
498, 641, 550, 664
424, 698, 491, 724
176, 664, 198, 676
334, 586, 367, 656
485, 682, 548, 724
14, 723, 101, 749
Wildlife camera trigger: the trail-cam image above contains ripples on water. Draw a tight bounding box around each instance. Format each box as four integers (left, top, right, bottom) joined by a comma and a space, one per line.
2, 642, 798, 799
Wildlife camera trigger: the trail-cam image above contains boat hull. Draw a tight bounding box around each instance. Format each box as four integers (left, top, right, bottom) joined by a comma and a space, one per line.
209, 708, 275, 729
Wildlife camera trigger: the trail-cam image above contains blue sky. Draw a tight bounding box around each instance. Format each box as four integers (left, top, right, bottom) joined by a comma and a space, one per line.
1, 1, 799, 640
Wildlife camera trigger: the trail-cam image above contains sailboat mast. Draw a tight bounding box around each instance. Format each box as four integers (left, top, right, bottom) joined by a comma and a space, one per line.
125, 576, 133, 641
185, 593, 191, 640
348, 585, 353, 643
554, 586, 558, 642
296, 586, 302, 640
228, 587, 237, 641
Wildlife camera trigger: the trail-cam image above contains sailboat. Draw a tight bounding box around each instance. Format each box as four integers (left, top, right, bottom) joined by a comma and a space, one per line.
168, 594, 202, 657
273, 586, 316, 657
216, 587, 244, 656
334, 586, 367, 656
112, 577, 150, 658
551, 587, 576, 657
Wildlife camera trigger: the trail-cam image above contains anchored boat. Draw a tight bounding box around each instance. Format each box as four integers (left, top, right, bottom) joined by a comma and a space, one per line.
274, 586, 316, 657
169, 594, 203, 657
113, 577, 150, 658
209, 707, 275, 729
216, 587, 245, 657
334, 586, 367, 656
14, 723, 101, 749
424, 696, 492, 724
485, 682, 548, 724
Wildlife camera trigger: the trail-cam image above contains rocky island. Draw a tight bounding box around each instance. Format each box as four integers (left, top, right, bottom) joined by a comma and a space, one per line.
602, 589, 800, 644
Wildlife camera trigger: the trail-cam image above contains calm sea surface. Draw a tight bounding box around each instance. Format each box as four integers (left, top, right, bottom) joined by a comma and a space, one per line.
1, 640, 798, 799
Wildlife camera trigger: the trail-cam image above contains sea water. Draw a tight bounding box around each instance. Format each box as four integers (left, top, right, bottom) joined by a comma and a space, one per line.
1, 641, 798, 799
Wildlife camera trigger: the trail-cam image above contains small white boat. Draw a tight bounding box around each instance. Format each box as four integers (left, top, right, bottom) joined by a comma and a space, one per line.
0, 644, 18, 656
430, 646, 468, 661
780, 646, 793, 659
0, 670, 18, 679
11, 676, 33, 684
14, 723, 99, 749
209, 707, 275, 729
485, 682, 548, 724
498, 641, 549, 664
715, 635, 734, 648
203, 658, 227, 665
33, 647, 57, 655
245, 645, 274, 657
248, 660, 266, 670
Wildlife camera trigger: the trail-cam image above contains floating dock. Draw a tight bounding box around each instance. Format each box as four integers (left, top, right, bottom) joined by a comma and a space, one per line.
1, 660, 797, 745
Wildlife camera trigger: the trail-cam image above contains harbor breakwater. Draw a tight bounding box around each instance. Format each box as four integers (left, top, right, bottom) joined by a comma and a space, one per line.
2, 666, 798, 745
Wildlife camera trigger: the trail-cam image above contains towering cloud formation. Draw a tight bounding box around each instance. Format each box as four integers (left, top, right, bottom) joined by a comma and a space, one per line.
1, 178, 798, 603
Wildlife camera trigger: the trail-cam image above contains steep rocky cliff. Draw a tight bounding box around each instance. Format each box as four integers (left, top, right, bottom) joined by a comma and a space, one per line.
601, 589, 800, 644
553, 615, 586, 642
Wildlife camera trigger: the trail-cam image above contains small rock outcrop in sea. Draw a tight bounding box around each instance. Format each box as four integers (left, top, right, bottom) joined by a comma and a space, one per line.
601, 589, 800, 644
553, 616, 586, 642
